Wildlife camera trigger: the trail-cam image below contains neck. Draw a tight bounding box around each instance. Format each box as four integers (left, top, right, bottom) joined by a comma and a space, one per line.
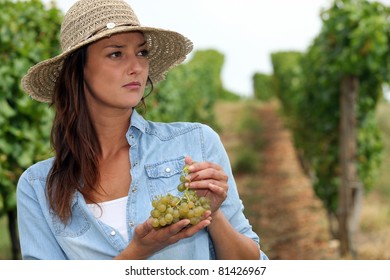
90, 108, 133, 159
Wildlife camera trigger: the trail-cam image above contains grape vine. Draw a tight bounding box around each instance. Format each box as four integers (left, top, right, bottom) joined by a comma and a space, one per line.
269, 0, 390, 255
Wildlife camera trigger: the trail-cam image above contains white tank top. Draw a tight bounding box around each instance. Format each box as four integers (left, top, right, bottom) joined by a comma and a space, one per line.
87, 196, 129, 241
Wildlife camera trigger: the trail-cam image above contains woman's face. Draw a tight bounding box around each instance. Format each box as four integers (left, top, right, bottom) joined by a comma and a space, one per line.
83, 32, 149, 113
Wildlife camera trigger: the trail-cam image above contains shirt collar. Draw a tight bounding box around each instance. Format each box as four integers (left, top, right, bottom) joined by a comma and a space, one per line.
129, 109, 147, 134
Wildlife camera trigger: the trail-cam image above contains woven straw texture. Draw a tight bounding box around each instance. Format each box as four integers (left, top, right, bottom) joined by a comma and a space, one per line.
22, 0, 193, 103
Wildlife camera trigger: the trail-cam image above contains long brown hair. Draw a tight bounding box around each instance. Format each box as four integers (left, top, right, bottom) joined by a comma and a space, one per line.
47, 47, 100, 223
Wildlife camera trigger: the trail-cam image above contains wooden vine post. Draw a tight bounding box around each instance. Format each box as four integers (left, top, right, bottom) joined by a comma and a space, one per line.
339, 76, 363, 257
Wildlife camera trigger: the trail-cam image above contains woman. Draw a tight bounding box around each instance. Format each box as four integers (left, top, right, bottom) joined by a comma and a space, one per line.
17, 0, 267, 260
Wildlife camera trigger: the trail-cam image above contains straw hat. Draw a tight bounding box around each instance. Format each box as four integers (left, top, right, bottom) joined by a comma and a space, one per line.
21, 0, 193, 103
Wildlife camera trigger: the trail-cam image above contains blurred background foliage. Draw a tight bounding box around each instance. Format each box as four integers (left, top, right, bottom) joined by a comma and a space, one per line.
0, 0, 62, 259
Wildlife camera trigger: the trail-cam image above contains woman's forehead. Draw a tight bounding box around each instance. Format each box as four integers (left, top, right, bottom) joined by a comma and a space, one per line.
92, 31, 146, 48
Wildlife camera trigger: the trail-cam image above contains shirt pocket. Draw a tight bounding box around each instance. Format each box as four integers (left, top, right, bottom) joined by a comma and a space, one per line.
145, 156, 185, 199
50, 200, 90, 238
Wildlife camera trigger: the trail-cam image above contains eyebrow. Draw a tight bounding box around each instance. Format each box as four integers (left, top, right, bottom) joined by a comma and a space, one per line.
138, 41, 147, 47
104, 40, 147, 49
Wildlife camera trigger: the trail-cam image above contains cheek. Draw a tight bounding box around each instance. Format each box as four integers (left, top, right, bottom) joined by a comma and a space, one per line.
84, 72, 110, 101
143, 62, 150, 84
144, 60, 150, 72
84, 66, 117, 90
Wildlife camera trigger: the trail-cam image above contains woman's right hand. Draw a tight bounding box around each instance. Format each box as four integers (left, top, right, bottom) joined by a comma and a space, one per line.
115, 215, 211, 259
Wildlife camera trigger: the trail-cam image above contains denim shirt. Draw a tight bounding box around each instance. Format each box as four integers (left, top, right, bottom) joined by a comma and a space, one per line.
17, 110, 267, 260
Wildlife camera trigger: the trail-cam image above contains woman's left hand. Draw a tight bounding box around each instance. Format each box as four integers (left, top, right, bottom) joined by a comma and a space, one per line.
184, 156, 229, 214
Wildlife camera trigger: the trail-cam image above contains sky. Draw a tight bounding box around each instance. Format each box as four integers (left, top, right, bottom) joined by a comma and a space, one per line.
43, 0, 390, 97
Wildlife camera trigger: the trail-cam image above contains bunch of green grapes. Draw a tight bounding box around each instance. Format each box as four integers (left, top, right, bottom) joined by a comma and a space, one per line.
150, 165, 211, 229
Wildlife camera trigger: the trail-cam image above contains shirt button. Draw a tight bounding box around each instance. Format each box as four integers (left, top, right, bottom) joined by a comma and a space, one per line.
129, 222, 134, 227
110, 230, 116, 236
132, 187, 137, 193
165, 167, 171, 173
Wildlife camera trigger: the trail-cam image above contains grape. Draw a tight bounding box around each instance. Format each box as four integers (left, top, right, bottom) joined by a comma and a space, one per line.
187, 209, 195, 219
177, 183, 186, 192
179, 204, 189, 217
152, 199, 159, 208
150, 164, 211, 229
165, 213, 173, 223
193, 206, 203, 217
157, 203, 166, 213
190, 217, 199, 225
170, 196, 180, 206
159, 217, 167, 227
151, 218, 160, 228
173, 209, 180, 219
151, 209, 160, 218
160, 196, 169, 205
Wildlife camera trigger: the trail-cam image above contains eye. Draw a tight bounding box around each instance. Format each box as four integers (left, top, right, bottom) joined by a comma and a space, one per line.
138, 49, 149, 57
109, 51, 122, 58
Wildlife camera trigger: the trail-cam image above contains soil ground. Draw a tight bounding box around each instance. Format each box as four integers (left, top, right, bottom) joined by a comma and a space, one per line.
216, 100, 339, 259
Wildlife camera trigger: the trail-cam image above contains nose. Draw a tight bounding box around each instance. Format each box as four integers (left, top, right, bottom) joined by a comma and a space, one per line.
126, 54, 144, 76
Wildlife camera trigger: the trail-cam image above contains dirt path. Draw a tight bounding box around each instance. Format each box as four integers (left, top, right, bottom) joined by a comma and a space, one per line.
216, 100, 338, 259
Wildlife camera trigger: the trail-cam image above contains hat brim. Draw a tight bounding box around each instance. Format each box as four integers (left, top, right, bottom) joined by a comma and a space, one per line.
22, 26, 193, 103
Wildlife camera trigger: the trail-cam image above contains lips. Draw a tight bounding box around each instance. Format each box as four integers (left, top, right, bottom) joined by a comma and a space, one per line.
123, 81, 141, 89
